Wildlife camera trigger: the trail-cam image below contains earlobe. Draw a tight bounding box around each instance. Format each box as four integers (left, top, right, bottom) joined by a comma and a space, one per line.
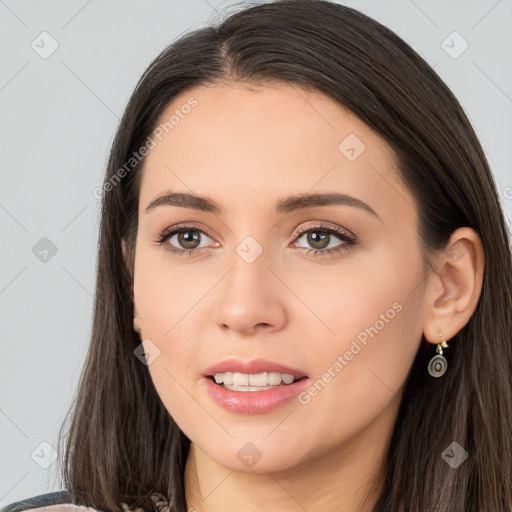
423, 227, 485, 344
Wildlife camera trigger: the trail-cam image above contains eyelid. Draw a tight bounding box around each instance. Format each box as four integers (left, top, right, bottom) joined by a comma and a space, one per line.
292, 221, 356, 241
159, 222, 217, 242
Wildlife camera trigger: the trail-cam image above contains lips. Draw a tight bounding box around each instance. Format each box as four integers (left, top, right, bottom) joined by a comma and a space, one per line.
202, 374, 311, 414
202, 358, 308, 379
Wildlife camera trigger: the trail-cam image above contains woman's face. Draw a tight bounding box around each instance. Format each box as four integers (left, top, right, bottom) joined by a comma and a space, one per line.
129, 82, 429, 473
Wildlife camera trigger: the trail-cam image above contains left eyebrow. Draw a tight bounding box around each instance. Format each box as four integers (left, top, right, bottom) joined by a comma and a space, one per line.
275, 192, 378, 217
144, 191, 379, 218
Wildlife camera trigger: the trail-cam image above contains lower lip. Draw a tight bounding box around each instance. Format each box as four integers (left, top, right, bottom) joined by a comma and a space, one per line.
202, 376, 310, 414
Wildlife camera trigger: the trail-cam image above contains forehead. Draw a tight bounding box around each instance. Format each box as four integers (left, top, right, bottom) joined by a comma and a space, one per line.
138, 82, 412, 220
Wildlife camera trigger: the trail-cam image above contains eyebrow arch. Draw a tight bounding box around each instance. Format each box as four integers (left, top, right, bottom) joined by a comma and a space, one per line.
144, 191, 379, 217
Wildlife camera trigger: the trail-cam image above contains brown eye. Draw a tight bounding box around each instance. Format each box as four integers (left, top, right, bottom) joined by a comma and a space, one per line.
293, 225, 356, 257
303, 231, 331, 250
175, 230, 202, 250
156, 226, 215, 255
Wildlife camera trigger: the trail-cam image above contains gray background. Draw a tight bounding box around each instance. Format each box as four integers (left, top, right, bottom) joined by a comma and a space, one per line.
1, 0, 511, 505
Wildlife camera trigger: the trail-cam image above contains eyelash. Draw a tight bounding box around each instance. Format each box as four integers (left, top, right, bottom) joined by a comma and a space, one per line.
154, 223, 357, 258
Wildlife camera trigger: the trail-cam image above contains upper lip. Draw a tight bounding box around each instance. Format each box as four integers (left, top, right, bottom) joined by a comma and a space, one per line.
202, 358, 308, 378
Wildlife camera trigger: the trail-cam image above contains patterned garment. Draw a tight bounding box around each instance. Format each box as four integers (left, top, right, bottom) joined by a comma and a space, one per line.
0, 491, 172, 512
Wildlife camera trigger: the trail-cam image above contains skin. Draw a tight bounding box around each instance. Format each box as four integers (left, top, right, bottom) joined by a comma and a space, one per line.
122, 82, 484, 512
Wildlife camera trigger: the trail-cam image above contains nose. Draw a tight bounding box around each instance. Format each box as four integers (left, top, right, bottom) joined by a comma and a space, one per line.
215, 246, 288, 337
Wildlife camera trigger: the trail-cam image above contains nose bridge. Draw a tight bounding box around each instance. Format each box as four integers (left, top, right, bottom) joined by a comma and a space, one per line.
214, 230, 288, 333
235, 232, 267, 266
222, 211, 273, 271
226, 231, 273, 295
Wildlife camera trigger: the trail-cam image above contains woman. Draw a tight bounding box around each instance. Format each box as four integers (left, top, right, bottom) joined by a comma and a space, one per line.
2, 0, 511, 511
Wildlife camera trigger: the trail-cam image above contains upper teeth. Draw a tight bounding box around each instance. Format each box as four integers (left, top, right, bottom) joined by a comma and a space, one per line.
214, 372, 296, 386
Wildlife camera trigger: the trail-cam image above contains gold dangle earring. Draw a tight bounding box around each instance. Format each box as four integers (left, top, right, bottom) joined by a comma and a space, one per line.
428, 332, 449, 378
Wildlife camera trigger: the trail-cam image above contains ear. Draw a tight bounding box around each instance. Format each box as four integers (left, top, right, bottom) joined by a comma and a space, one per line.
423, 227, 485, 343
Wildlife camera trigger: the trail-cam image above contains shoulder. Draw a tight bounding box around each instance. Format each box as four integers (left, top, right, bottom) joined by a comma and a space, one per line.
0, 492, 172, 512
0, 491, 104, 512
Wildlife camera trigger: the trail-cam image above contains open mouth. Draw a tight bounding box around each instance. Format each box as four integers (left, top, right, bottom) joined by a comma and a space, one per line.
202, 370, 311, 413
207, 374, 308, 392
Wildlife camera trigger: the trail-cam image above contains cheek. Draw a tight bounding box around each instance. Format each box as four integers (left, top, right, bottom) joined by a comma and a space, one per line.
303, 262, 425, 424
139, 298, 204, 429
133, 253, 203, 412
134, 245, 204, 338
146, 349, 199, 427
136, 277, 202, 369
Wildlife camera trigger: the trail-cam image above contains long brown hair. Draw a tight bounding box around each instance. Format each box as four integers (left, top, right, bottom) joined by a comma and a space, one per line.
57, 1, 512, 510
